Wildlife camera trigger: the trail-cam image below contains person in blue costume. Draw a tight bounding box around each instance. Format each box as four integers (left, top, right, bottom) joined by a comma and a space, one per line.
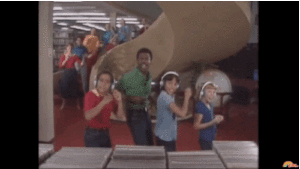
193, 81, 224, 150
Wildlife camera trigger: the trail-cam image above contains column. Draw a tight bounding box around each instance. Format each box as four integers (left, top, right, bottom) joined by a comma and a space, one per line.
110, 12, 117, 31
39, 1, 55, 142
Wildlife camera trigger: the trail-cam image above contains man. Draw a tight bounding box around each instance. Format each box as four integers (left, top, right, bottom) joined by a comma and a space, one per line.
117, 19, 131, 44
72, 37, 89, 93
115, 48, 154, 145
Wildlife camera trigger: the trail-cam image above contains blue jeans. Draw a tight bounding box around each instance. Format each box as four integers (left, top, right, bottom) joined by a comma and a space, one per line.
199, 139, 213, 150
156, 136, 176, 152
84, 128, 111, 148
127, 108, 154, 146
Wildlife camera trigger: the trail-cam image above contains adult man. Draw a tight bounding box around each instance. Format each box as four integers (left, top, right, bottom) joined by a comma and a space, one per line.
115, 48, 154, 145
72, 37, 89, 93
117, 19, 131, 44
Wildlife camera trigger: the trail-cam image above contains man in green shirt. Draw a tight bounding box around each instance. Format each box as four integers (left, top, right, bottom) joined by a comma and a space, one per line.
115, 48, 154, 145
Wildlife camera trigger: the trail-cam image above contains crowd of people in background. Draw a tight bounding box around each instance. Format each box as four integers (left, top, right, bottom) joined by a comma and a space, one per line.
58, 19, 151, 110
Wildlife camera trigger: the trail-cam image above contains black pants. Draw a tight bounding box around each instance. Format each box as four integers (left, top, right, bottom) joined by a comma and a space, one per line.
199, 139, 213, 150
126, 108, 154, 146
155, 136, 176, 152
84, 127, 111, 148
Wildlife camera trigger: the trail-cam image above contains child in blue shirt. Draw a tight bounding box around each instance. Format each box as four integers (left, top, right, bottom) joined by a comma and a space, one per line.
193, 81, 224, 150
154, 71, 192, 152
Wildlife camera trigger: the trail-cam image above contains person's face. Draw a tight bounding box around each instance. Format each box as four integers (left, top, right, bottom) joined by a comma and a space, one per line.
97, 74, 112, 94
137, 52, 151, 73
204, 87, 216, 102
165, 78, 178, 95
76, 38, 82, 46
66, 45, 72, 53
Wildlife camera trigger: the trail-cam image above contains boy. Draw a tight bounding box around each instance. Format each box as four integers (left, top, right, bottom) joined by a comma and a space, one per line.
84, 70, 125, 147
154, 71, 192, 151
193, 81, 224, 150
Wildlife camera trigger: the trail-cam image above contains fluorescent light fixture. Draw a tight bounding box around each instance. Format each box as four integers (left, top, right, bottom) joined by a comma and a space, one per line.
117, 18, 138, 21
53, 17, 110, 20
53, 20, 57, 23
70, 25, 91, 31
61, 27, 69, 30
53, 13, 106, 16
57, 22, 68, 26
53, 6, 63, 10
121, 21, 140, 24
76, 20, 110, 24
137, 25, 144, 29
116, 24, 121, 28
83, 23, 106, 31
54, 1, 82, 2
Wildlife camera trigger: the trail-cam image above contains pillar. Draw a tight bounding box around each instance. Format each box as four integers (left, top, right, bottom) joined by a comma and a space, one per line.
110, 12, 117, 31
39, 1, 55, 142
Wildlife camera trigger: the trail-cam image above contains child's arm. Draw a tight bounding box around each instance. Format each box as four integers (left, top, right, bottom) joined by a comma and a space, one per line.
169, 88, 192, 118
193, 114, 223, 130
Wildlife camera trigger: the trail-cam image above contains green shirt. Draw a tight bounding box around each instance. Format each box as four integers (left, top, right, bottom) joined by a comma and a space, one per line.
116, 67, 152, 109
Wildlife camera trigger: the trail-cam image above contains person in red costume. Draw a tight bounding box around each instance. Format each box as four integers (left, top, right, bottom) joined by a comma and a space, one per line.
58, 43, 83, 110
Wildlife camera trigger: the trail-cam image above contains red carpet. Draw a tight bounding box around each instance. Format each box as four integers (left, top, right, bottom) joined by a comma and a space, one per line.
53, 91, 258, 152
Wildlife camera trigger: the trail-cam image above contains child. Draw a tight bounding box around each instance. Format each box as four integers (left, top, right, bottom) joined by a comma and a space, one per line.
193, 81, 224, 150
154, 71, 192, 152
84, 70, 125, 147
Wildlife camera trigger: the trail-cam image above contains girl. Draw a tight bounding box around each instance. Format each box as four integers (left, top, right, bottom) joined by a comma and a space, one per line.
193, 81, 224, 150
59, 43, 83, 110
154, 71, 192, 152
84, 70, 125, 147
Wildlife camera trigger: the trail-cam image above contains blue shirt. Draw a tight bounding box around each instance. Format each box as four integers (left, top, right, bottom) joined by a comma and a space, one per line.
118, 25, 131, 42
195, 101, 217, 142
72, 45, 88, 60
154, 91, 177, 142
102, 31, 114, 46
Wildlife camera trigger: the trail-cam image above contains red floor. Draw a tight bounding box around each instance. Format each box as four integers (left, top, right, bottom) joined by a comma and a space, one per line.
53, 89, 258, 152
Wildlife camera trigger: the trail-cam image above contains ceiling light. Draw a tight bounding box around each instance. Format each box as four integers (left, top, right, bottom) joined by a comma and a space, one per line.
53, 6, 63, 10
54, 1, 82, 2
83, 23, 106, 31
76, 20, 110, 24
61, 27, 69, 30
117, 18, 138, 21
57, 22, 68, 26
121, 21, 140, 24
70, 25, 91, 31
53, 17, 110, 20
53, 13, 106, 16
